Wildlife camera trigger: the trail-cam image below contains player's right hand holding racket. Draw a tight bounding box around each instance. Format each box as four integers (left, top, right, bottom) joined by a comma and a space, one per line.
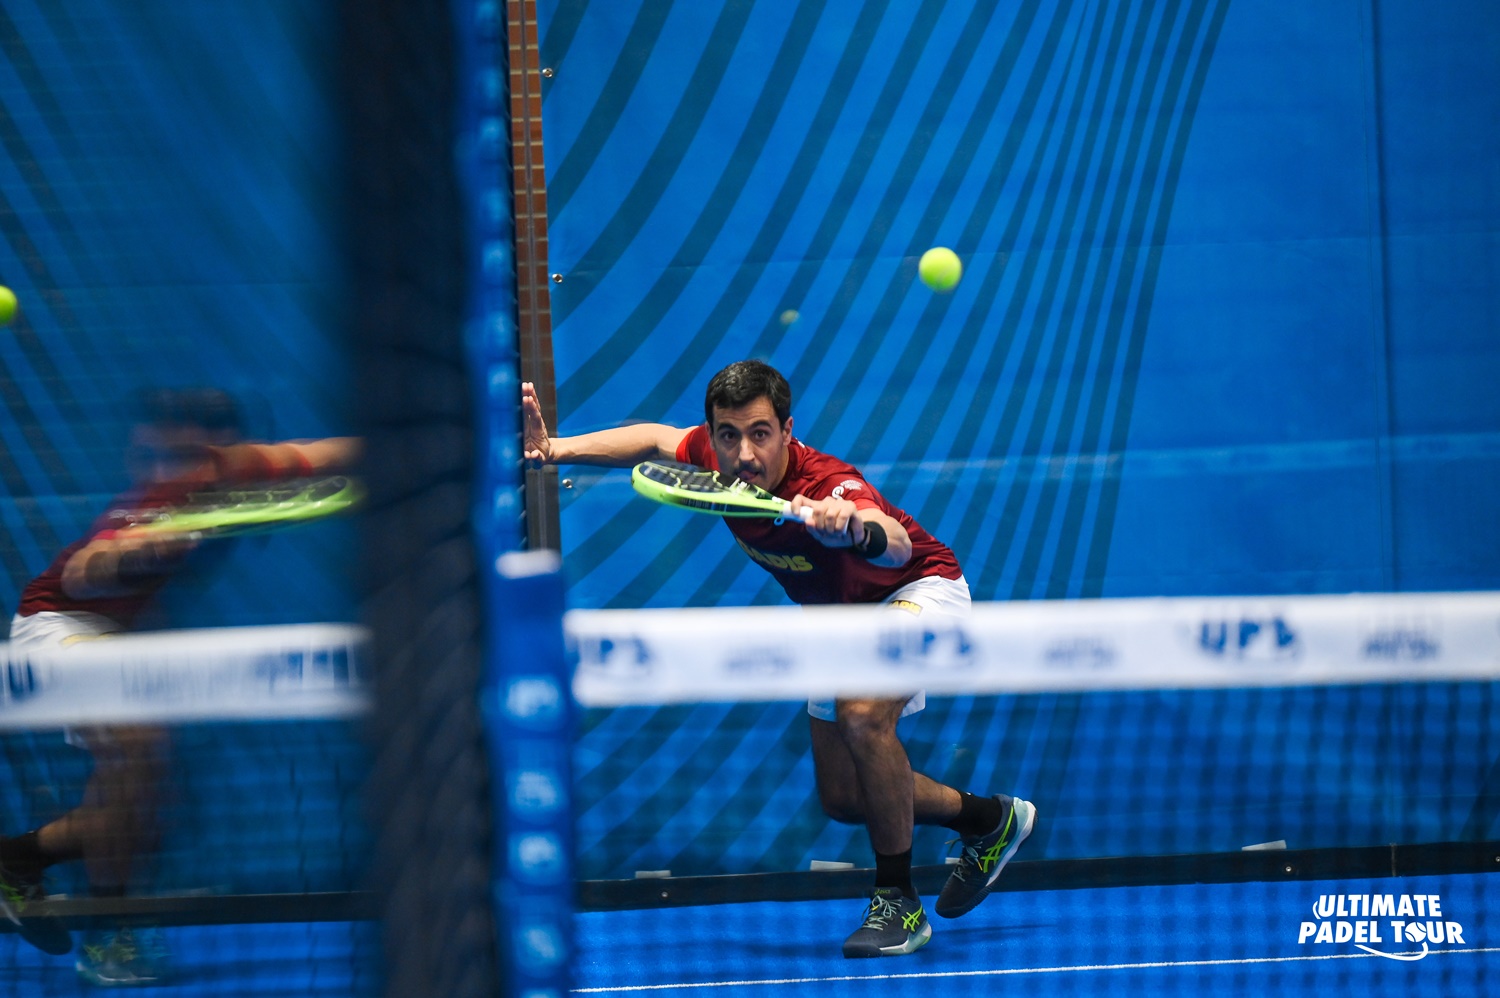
787, 492, 912, 567
789, 493, 864, 547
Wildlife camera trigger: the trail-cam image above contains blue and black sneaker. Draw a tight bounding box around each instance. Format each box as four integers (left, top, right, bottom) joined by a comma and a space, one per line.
935, 795, 1036, 919
0, 860, 71, 956
77, 926, 170, 988
842, 887, 931, 958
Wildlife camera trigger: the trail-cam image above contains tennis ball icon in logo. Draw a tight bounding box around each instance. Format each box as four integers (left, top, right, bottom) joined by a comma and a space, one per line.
918, 247, 962, 293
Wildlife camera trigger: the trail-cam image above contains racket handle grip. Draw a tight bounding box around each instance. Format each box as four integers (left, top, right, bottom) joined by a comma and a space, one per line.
794, 506, 815, 525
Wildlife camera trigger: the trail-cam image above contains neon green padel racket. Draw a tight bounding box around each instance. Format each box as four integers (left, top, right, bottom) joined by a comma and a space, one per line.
631, 460, 813, 524
112, 475, 364, 540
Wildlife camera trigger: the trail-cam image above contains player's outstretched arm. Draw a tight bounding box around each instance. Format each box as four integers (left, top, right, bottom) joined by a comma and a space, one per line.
211, 436, 362, 483
523, 381, 687, 467
56, 436, 361, 600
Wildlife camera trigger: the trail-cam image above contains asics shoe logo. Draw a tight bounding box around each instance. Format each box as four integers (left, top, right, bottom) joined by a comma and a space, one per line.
976, 810, 1016, 873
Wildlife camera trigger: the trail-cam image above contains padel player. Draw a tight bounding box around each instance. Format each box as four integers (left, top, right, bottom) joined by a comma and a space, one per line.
523, 360, 1035, 958
0, 388, 359, 985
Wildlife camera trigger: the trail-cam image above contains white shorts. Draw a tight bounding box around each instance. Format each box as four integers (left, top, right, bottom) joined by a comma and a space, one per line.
10, 612, 125, 747
807, 574, 971, 721
9, 610, 123, 648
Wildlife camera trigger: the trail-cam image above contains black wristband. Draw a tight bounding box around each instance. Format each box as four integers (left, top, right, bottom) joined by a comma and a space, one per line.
855, 520, 888, 560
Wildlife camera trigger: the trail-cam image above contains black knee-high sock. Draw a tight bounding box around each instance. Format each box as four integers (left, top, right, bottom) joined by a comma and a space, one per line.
946, 792, 1007, 839
874, 847, 915, 901
0, 831, 47, 878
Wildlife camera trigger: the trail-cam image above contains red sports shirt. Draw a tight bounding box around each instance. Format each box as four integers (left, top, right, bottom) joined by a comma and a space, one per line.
677, 425, 963, 605
17, 442, 322, 626
16, 482, 196, 627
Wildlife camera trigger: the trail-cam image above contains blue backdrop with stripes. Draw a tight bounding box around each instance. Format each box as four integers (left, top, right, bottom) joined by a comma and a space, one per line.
0, 1, 360, 903
539, 0, 1500, 610
539, 0, 1500, 878
0, 1, 354, 627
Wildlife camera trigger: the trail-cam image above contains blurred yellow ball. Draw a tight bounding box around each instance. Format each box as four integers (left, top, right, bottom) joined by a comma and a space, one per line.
918, 247, 962, 293
0, 286, 16, 325
780, 309, 800, 326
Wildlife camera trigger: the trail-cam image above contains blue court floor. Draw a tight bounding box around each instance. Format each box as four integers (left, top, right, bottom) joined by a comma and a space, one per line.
574, 871, 1499, 997
2, 873, 1492, 996
0, 920, 377, 997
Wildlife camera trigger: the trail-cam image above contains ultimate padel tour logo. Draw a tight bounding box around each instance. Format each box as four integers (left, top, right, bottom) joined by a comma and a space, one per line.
1298, 893, 1467, 960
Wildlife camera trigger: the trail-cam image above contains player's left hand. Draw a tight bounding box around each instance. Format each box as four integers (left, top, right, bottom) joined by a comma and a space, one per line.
789, 494, 864, 548
521, 382, 553, 468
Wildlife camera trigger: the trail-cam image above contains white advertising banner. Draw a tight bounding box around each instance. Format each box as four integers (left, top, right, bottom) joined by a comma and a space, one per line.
0, 623, 371, 727
569, 592, 1500, 707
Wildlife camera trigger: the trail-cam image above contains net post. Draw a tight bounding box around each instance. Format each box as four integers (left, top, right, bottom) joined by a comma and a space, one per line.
484, 551, 572, 998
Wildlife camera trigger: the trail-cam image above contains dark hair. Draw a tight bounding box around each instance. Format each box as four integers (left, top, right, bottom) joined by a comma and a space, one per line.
130, 387, 244, 436
704, 360, 792, 428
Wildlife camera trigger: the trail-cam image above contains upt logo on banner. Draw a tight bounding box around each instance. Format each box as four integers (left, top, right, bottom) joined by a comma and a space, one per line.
1298, 893, 1467, 961
1197, 616, 1299, 660
876, 624, 974, 672
2, 657, 37, 705
574, 634, 653, 679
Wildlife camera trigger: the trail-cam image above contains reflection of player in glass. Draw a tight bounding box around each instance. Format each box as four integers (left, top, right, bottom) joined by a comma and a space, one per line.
0, 388, 359, 986
524, 360, 1035, 958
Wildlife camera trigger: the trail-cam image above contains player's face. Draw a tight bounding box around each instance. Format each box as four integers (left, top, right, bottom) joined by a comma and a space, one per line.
126, 424, 227, 486
710, 397, 791, 492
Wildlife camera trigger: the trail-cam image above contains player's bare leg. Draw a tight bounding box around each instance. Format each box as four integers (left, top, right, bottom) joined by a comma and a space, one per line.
810, 698, 1036, 948
70, 725, 170, 986
836, 699, 914, 857
0, 723, 166, 964
810, 705, 960, 834
811, 699, 939, 957
73, 726, 168, 893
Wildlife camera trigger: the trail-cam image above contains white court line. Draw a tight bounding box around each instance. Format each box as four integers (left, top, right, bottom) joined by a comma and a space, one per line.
572, 947, 1500, 993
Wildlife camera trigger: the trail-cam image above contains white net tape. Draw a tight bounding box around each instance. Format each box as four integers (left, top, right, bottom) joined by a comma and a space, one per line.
6, 592, 1497, 724
570, 591, 1500, 707
0, 623, 370, 727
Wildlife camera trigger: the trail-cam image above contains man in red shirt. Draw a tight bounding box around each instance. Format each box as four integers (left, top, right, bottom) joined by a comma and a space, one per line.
0, 388, 359, 984
523, 360, 1035, 958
